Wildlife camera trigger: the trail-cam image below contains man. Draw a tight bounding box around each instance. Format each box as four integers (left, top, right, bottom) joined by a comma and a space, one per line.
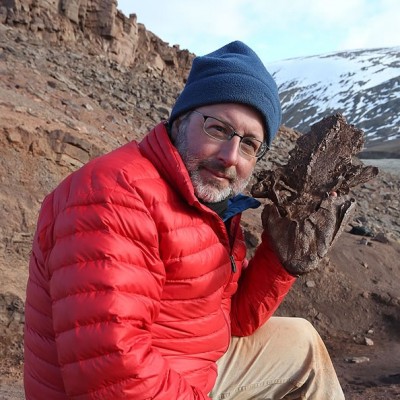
24, 41, 345, 399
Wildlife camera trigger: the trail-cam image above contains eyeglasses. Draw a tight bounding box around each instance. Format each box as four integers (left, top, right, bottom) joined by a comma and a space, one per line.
192, 110, 268, 159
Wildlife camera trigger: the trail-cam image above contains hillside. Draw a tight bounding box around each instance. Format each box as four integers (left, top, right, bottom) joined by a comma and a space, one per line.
0, 2, 400, 399
269, 47, 400, 148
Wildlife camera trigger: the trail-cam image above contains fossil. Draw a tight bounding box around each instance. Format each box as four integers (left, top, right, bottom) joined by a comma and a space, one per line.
251, 114, 379, 275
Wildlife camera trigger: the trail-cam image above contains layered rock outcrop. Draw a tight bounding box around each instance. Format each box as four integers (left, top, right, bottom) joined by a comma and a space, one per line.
0, 0, 194, 75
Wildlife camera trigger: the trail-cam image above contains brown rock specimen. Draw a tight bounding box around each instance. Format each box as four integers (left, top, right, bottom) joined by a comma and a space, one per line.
251, 114, 379, 275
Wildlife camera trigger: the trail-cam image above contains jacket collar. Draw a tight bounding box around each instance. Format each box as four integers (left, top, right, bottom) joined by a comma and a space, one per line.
139, 122, 199, 205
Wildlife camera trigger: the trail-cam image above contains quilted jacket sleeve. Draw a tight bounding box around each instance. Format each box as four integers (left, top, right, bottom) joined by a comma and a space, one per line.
45, 175, 208, 399
230, 231, 296, 336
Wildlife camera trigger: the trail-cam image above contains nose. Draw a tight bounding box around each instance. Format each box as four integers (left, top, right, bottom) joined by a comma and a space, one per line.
217, 135, 241, 166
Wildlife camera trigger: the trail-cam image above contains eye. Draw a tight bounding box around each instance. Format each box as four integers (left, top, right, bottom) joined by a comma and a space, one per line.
241, 137, 259, 154
204, 118, 230, 138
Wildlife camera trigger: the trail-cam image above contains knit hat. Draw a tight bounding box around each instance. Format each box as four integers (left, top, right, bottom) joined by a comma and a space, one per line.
169, 40, 281, 146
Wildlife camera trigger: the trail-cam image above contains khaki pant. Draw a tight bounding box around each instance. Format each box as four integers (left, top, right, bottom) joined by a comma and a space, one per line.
210, 317, 345, 399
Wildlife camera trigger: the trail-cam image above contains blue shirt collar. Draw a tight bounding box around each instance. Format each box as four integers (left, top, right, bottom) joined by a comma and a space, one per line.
222, 193, 261, 222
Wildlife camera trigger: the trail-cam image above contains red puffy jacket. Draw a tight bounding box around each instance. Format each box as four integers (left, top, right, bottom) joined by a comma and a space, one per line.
24, 122, 295, 399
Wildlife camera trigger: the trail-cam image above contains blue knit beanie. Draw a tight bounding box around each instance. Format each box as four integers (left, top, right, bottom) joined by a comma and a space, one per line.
169, 40, 281, 145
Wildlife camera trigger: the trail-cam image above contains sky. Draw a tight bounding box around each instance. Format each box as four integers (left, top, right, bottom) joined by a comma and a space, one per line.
117, 0, 399, 64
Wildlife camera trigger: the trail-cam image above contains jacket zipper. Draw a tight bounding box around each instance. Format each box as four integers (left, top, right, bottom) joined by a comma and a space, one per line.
228, 215, 242, 274
230, 254, 237, 273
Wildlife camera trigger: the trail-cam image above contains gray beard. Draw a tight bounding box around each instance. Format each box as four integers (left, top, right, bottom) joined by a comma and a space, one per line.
173, 123, 251, 203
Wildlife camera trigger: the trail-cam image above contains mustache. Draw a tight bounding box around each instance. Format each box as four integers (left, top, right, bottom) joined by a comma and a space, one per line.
198, 159, 237, 181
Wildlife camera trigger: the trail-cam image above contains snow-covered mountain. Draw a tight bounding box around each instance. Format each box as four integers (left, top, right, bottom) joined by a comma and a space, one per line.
267, 46, 400, 147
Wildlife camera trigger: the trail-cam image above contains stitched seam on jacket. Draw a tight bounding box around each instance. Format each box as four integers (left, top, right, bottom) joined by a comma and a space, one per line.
164, 263, 226, 283
166, 241, 223, 264
50, 257, 163, 278
154, 327, 225, 342
55, 316, 149, 335
72, 374, 149, 398
25, 368, 68, 396
25, 298, 53, 322
52, 287, 159, 303
52, 213, 153, 242
25, 324, 55, 341
25, 342, 60, 367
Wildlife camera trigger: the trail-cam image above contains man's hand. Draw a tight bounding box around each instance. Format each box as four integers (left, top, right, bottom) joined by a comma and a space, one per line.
261, 195, 355, 275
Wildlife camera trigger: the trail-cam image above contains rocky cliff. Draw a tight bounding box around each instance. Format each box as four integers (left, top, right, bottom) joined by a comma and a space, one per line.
0, 0, 194, 75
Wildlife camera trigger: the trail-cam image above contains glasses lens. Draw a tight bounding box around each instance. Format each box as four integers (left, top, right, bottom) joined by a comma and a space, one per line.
203, 117, 231, 141
202, 113, 267, 158
255, 142, 268, 158
240, 137, 262, 157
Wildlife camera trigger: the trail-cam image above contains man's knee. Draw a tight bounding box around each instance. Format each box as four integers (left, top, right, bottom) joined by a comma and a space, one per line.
262, 317, 322, 352
265, 316, 317, 335
288, 317, 318, 335
285, 317, 321, 345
